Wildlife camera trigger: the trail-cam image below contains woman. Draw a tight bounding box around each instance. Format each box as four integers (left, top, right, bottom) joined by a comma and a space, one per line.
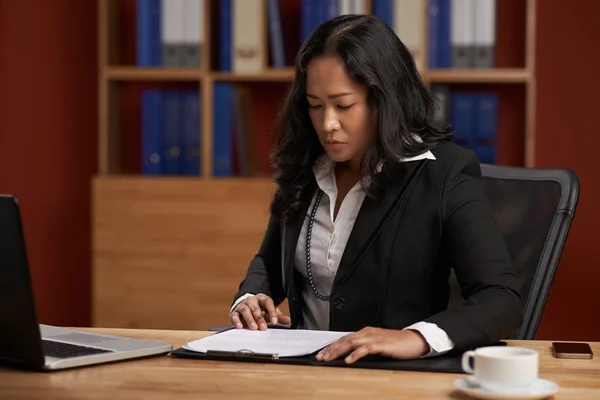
228, 14, 523, 364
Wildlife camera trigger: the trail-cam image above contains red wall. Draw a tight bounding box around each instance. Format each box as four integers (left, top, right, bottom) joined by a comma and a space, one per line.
0, 1, 97, 326
534, 0, 600, 340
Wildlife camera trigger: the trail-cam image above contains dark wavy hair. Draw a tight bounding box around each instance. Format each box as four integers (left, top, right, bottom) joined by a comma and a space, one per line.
270, 14, 451, 219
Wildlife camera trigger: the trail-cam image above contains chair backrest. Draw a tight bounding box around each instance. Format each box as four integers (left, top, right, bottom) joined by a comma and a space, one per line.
447, 163, 580, 340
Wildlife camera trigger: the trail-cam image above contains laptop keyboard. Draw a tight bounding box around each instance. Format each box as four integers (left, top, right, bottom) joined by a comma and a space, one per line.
42, 339, 113, 358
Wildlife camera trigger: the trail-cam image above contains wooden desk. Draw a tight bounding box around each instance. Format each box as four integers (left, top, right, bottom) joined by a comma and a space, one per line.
1, 328, 599, 399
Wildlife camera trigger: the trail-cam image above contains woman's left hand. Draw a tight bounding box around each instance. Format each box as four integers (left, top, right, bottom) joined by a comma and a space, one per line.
316, 327, 430, 364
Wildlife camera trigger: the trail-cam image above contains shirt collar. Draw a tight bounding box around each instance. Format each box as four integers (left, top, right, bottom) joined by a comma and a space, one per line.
312, 147, 436, 192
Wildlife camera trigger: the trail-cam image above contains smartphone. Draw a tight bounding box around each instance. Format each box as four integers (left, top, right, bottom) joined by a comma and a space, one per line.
552, 342, 594, 359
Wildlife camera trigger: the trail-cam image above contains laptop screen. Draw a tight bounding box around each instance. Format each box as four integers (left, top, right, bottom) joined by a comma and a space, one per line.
0, 195, 45, 368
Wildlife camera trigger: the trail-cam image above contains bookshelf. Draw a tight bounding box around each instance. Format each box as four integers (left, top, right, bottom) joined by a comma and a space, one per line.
93, 0, 537, 330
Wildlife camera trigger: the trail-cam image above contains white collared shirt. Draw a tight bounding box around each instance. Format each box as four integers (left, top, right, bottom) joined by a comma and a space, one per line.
233, 150, 455, 357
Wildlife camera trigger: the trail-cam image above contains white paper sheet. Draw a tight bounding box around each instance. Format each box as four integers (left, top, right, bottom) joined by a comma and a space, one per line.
183, 329, 352, 358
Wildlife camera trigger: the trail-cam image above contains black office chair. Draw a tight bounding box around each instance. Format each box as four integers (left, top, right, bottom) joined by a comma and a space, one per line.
447, 163, 580, 340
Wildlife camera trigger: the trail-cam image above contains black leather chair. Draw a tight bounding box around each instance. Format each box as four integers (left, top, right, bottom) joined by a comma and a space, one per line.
447, 163, 580, 340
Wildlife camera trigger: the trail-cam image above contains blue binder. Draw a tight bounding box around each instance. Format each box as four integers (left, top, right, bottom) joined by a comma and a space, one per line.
141, 90, 164, 175
473, 93, 499, 164
213, 83, 234, 177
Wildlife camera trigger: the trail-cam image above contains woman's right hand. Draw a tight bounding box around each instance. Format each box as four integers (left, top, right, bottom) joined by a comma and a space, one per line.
229, 293, 291, 330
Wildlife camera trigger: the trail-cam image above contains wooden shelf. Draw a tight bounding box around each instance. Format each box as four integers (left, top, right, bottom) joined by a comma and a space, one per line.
92, 175, 274, 183
425, 69, 532, 84
212, 68, 295, 82
104, 67, 204, 81
103, 67, 295, 83
103, 66, 530, 84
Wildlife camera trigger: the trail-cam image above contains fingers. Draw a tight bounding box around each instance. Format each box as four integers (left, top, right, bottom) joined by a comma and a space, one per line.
255, 311, 267, 331
230, 311, 243, 329
317, 335, 366, 362
316, 329, 380, 363
231, 294, 291, 330
316, 328, 422, 363
247, 302, 268, 330
344, 345, 372, 364
236, 297, 269, 330
256, 294, 278, 325
237, 304, 258, 330
276, 308, 291, 324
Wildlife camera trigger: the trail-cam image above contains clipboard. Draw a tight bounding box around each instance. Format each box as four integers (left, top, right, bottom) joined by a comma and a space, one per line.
169, 336, 507, 373
170, 346, 466, 373
185, 324, 506, 373
169, 343, 503, 374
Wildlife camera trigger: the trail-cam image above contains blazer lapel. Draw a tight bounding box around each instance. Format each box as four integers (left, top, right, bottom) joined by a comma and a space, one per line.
332, 160, 427, 291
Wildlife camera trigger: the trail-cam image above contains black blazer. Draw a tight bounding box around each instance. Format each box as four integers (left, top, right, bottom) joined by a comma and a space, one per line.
233, 142, 524, 353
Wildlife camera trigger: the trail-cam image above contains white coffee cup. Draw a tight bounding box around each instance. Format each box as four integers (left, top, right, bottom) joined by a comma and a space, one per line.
461, 346, 539, 393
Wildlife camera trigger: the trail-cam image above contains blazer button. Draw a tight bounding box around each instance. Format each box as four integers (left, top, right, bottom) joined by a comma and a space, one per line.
332, 297, 345, 310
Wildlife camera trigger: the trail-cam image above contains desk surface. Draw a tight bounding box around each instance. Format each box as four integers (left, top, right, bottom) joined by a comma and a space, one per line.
1, 328, 599, 400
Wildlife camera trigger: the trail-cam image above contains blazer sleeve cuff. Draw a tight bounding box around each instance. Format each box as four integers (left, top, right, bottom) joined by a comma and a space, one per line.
404, 321, 456, 358
230, 293, 255, 315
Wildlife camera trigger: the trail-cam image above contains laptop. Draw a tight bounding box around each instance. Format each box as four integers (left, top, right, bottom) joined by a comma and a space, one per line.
0, 194, 173, 371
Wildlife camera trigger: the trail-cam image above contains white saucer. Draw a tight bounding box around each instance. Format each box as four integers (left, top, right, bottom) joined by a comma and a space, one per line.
453, 376, 559, 400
